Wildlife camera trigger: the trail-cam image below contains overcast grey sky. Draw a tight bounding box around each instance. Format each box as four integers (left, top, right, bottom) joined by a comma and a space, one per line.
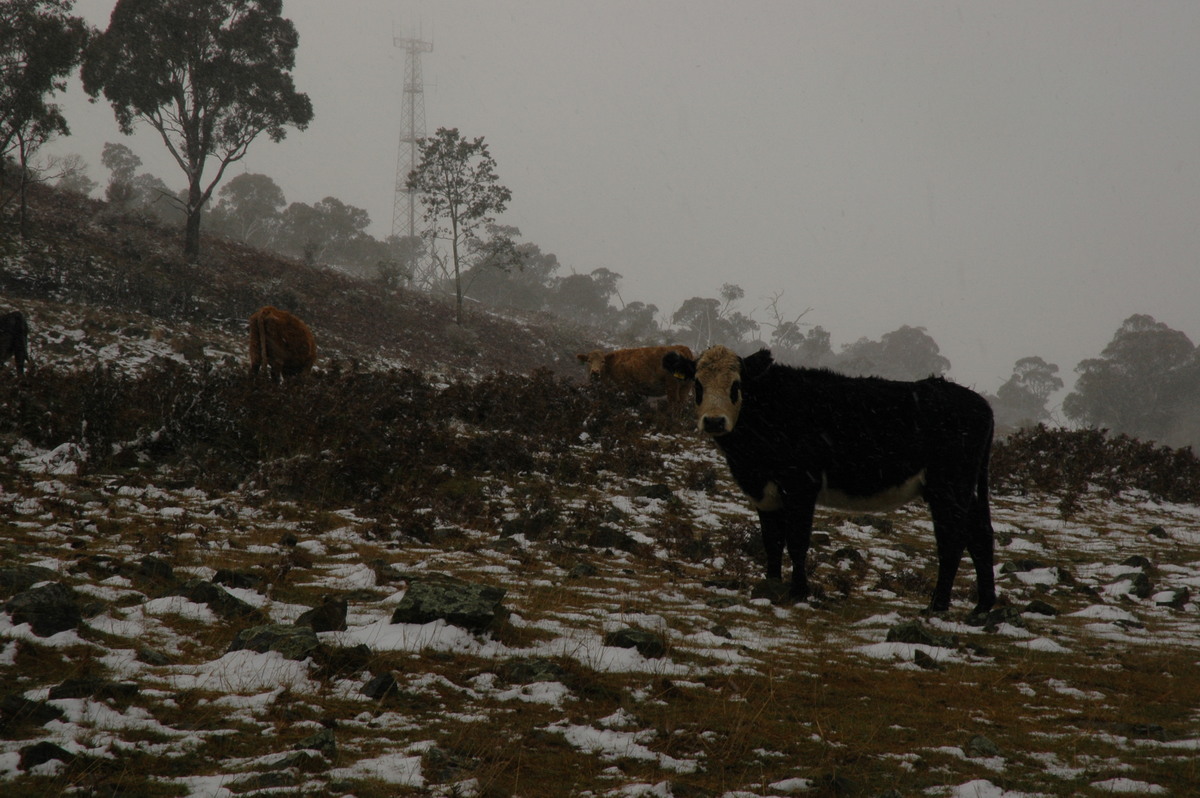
45, 1, 1200, 401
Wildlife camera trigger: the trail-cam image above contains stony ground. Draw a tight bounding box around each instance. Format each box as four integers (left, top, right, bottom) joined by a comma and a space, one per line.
2, 186, 1198, 797
2, 423, 1198, 798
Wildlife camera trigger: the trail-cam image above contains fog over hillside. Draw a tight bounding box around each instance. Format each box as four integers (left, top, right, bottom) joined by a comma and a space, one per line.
2, 164, 1200, 798
40, 0, 1200, 400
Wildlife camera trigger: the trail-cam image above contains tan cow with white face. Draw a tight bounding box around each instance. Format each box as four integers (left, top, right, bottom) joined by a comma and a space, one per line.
576, 344, 694, 410
664, 345, 997, 616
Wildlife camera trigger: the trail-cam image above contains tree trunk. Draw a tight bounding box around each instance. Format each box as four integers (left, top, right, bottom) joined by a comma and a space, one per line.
450, 217, 463, 326
184, 209, 202, 261
17, 136, 31, 239
184, 179, 203, 261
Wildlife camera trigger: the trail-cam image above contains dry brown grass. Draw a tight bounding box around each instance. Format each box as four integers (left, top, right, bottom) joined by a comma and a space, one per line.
3, 183, 1199, 797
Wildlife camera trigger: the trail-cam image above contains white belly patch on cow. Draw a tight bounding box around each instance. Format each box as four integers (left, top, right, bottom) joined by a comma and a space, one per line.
817, 470, 926, 513
747, 481, 784, 512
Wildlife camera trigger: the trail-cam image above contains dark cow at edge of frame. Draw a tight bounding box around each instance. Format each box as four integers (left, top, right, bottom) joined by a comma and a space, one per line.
577, 344, 694, 410
664, 345, 997, 616
0, 311, 29, 376
248, 306, 317, 383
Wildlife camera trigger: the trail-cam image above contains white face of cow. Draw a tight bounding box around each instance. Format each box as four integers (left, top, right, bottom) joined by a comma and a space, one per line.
576, 350, 606, 380
693, 346, 744, 436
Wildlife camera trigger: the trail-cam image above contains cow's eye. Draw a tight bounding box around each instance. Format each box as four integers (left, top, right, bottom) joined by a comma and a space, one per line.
693, 382, 704, 405
730, 381, 741, 404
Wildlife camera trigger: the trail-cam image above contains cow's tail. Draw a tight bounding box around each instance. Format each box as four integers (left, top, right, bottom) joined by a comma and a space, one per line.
976, 428, 993, 522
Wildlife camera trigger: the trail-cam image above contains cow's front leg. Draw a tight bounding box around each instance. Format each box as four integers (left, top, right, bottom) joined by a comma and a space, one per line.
758, 502, 816, 601
754, 508, 801, 605
758, 508, 786, 582
782, 501, 816, 600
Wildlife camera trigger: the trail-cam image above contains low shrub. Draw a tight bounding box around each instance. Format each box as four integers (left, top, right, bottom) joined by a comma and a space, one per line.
992, 424, 1200, 505
0, 363, 663, 525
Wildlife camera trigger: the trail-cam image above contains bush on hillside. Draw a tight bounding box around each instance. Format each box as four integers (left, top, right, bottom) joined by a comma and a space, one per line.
991, 424, 1200, 506
0, 363, 668, 529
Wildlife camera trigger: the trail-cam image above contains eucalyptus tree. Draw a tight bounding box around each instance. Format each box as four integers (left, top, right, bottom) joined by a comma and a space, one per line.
1064, 314, 1196, 443
406, 127, 512, 324
0, 0, 89, 235
82, 0, 312, 260
207, 172, 285, 248
993, 356, 1063, 429
835, 326, 950, 380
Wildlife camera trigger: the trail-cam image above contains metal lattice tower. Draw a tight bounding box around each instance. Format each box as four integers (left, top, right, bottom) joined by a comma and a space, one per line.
392, 34, 433, 241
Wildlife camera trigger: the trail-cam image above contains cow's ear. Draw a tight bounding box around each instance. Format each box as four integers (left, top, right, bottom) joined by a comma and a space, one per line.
663, 352, 695, 381
576, 353, 588, 363
741, 349, 774, 380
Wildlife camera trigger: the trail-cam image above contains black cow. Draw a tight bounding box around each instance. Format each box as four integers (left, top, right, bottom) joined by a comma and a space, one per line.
0, 311, 29, 376
664, 345, 996, 615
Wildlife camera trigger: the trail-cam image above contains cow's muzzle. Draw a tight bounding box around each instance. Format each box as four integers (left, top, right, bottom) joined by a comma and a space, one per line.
701, 415, 729, 435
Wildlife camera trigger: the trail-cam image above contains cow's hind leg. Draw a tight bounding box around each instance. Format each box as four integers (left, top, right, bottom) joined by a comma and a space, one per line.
965, 489, 997, 615
784, 503, 815, 601
758, 509, 787, 584
927, 494, 970, 613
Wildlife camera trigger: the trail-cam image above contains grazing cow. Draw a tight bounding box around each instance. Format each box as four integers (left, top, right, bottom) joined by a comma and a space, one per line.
248, 306, 316, 383
0, 311, 29, 376
663, 345, 996, 615
577, 345, 694, 409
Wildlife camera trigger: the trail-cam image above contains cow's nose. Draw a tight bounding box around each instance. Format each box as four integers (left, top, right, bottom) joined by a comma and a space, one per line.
702, 416, 727, 435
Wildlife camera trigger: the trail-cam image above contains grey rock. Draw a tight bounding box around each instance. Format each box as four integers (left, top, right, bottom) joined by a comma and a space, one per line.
295, 727, 336, 757
295, 596, 348, 632
5, 581, 81, 637
567, 561, 598, 579
502, 657, 569, 684
0, 565, 59, 599
1156, 587, 1190, 609
136, 645, 172, 666
19, 741, 74, 770
1114, 722, 1168, 742
586, 526, 637, 551
1000, 559, 1049, 574
136, 555, 175, 584
604, 627, 666, 659
964, 606, 1025, 631
172, 579, 267, 623
965, 734, 1000, 758
886, 620, 958, 649
49, 678, 139, 702
389, 575, 506, 633
1023, 599, 1060, 616
362, 672, 400, 700
213, 568, 265, 591
0, 694, 65, 731
264, 749, 323, 772
637, 483, 674, 501
1109, 572, 1154, 599
228, 624, 323, 662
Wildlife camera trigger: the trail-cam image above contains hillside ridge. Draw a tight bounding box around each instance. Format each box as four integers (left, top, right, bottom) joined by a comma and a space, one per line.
2, 182, 604, 381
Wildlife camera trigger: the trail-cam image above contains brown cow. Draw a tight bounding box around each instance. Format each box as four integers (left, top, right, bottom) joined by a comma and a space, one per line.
0, 311, 29, 376
576, 345, 694, 408
248, 306, 316, 383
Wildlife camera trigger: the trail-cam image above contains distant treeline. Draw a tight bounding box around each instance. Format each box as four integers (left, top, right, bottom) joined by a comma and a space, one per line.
40, 158, 1200, 451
